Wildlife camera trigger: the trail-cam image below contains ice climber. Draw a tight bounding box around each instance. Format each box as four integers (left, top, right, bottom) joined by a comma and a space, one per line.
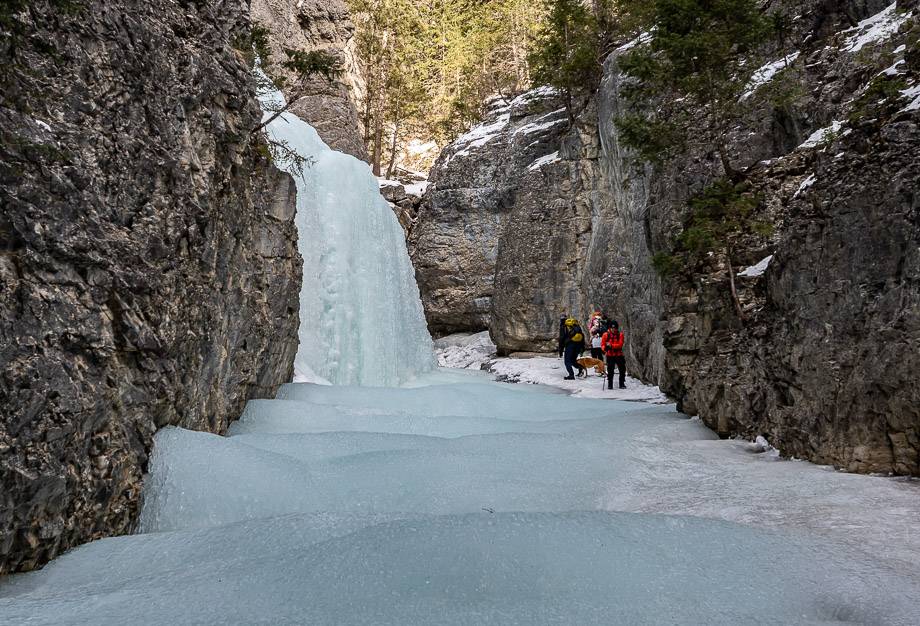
602, 320, 626, 390
560, 318, 585, 380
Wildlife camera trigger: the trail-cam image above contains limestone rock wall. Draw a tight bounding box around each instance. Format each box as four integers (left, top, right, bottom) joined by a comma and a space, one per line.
410, 90, 570, 338
411, 0, 920, 473
251, 0, 368, 160
0, 0, 301, 572
601, 0, 920, 474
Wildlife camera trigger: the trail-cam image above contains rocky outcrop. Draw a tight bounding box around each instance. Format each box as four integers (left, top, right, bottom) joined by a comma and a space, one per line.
379, 179, 427, 235
0, 1, 301, 573
252, 0, 368, 160
413, 86, 656, 358
410, 90, 569, 338
412, 0, 920, 474
603, 0, 920, 474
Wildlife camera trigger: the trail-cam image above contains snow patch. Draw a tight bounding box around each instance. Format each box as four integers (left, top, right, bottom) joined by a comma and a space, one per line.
527, 150, 561, 171
793, 173, 817, 198
406, 139, 438, 156
510, 85, 560, 107
881, 59, 906, 76
404, 181, 429, 197
487, 355, 669, 403
33, 119, 53, 132
378, 178, 402, 188
842, 3, 912, 53
616, 31, 652, 52
513, 109, 568, 137
738, 255, 773, 278
740, 52, 800, 100
746, 435, 780, 459
899, 83, 920, 112
797, 120, 848, 149
434, 331, 496, 369
449, 113, 511, 162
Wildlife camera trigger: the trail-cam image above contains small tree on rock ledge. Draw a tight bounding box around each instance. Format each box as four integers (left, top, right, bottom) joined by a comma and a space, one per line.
528, 0, 608, 125
614, 0, 772, 177
235, 24, 343, 176
652, 178, 772, 321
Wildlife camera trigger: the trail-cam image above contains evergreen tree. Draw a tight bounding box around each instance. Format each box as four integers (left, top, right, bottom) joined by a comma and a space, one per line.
652, 180, 772, 320
528, 0, 607, 124
348, 0, 547, 173
237, 24, 342, 177
615, 0, 772, 175
614, 0, 775, 322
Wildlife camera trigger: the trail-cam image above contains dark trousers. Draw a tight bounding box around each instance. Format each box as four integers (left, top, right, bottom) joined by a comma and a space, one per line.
590, 347, 603, 360
563, 343, 580, 377
606, 354, 626, 389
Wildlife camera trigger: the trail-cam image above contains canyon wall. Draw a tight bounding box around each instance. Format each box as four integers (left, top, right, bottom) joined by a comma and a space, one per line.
409, 90, 570, 339
412, 0, 919, 473
251, 0, 368, 160
0, 0, 301, 572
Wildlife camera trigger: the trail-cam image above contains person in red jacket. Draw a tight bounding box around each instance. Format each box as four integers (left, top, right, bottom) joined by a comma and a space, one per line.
601, 320, 626, 390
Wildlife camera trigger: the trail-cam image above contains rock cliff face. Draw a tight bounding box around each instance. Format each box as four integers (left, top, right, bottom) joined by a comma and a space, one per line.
0, 1, 301, 573
605, 0, 920, 475
379, 179, 426, 235
410, 90, 570, 338
251, 0, 368, 160
413, 0, 920, 474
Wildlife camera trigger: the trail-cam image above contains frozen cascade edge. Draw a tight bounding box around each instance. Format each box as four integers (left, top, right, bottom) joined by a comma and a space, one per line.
257, 75, 435, 386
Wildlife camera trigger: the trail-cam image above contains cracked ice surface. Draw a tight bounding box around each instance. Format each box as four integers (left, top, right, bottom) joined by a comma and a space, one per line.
2, 371, 919, 624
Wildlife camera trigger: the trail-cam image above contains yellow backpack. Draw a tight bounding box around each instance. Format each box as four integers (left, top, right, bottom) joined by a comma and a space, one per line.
571, 319, 584, 344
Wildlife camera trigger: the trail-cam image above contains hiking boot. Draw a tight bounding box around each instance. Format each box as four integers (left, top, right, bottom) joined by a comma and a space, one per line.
563, 375, 575, 380
619, 384, 627, 389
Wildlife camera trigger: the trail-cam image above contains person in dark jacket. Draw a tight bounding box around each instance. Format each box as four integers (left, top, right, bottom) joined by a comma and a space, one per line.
601, 320, 626, 389
560, 318, 585, 380
557, 313, 568, 357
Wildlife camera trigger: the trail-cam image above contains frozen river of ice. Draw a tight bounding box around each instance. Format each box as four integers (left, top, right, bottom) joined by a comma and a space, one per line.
1, 368, 919, 624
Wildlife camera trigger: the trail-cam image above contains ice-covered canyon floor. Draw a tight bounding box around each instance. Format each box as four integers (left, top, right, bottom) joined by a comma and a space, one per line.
1, 359, 919, 624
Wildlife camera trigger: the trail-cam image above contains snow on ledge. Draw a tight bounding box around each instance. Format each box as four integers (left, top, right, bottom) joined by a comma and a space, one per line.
793, 173, 817, 198
797, 120, 848, 150
740, 52, 800, 101
843, 3, 913, 53
899, 83, 920, 112
527, 150, 561, 171
616, 31, 652, 53
510, 85, 561, 107
449, 113, 511, 161
513, 109, 568, 137
738, 255, 774, 278
404, 181, 430, 197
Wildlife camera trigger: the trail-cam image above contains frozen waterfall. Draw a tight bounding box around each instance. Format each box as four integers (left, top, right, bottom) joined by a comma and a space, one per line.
258, 82, 434, 386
